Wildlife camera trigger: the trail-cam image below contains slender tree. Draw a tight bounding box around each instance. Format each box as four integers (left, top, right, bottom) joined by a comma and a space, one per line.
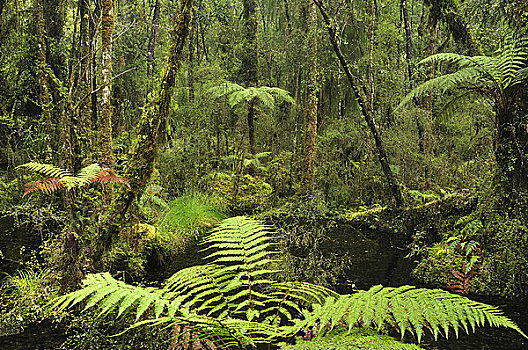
301, 1, 319, 194
147, 0, 161, 81
99, 0, 194, 244
77, 0, 93, 163
313, 0, 404, 207
100, 0, 115, 168
241, 0, 259, 155
401, 0, 426, 157
35, 0, 53, 161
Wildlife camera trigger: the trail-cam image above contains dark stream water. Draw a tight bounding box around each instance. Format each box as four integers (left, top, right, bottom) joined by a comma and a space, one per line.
1, 216, 527, 349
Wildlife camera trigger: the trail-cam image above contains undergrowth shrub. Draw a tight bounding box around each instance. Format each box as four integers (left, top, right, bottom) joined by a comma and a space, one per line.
0, 269, 58, 336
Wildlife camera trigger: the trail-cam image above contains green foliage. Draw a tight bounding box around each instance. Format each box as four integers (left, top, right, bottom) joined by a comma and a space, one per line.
52, 217, 525, 348
0, 176, 21, 210
154, 192, 226, 255
292, 284, 526, 342
408, 189, 442, 203
158, 193, 226, 235
399, 35, 528, 118
0, 269, 58, 336
137, 184, 169, 222
472, 215, 528, 297
413, 216, 484, 289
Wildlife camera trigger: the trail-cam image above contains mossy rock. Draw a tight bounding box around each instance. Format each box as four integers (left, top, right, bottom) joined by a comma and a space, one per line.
201, 172, 273, 212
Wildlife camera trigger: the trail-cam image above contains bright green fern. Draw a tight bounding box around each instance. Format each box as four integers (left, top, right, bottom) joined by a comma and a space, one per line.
51, 216, 526, 349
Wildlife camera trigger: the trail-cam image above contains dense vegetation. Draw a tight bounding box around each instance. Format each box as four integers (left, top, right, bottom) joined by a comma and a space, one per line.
0, 0, 527, 348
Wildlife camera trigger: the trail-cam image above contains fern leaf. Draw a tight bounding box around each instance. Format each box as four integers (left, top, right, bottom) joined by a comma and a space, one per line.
23, 178, 65, 196
300, 285, 527, 343
18, 162, 72, 178
89, 168, 131, 188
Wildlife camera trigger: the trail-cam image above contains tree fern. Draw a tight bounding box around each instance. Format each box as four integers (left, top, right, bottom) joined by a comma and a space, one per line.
51, 216, 526, 349
18, 162, 130, 196
398, 35, 528, 115
208, 81, 294, 113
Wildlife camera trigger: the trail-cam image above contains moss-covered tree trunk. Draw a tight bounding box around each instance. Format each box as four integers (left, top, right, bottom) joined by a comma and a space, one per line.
241, 0, 258, 155
35, 1, 53, 161
495, 96, 528, 197
99, 0, 115, 168
78, 0, 93, 164
99, 0, 194, 244
301, 2, 318, 194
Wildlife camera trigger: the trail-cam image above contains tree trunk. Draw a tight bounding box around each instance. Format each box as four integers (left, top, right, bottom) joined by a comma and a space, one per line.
99, 0, 194, 244
314, 0, 404, 207
401, 0, 425, 156
301, 2, 318, 194
495, 100, 528, 195
241, 0, 258, 155
90, 0, 101, 132
188, 5, 196, 101
368, 0, 376, 119
78, 0, 93, 164
35, 1, 53, 161
146, 0, 160, 80
99, 0, 115, 168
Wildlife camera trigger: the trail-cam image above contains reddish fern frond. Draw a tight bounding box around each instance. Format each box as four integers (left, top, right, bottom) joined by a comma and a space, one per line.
23, 178, 65, 196
90, 168, 131, 188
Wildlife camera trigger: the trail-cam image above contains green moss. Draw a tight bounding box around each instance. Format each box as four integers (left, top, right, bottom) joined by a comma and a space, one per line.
0, 176, 21, 210
411, 180, 528, 298
279, 328, 422, 349
0, 269, 59, 336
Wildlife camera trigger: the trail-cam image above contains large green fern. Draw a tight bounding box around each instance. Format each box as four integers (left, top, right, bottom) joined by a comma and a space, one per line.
51, 216, 526, 349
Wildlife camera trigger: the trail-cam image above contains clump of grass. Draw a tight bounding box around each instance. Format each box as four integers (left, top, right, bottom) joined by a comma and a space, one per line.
155, 193, 227, 252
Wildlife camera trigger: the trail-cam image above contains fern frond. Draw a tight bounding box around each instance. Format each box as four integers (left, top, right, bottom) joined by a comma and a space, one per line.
23, 178, 65, 196
51, 273, 168, 321
53, 217, 526, 349
294, 285, 527, 343
398, 67, 484, 109
18, 162, 72, 178
207, 82, 244, 100
89, 168, 131, 188
208, 82, 295, 112
400, 34, 528, 112
19, 162, 130, 195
